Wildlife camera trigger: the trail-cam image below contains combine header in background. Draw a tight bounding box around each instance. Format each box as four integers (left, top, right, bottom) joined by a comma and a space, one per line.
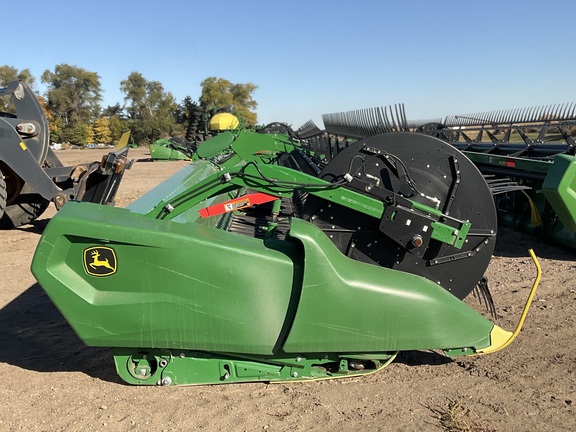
0, 80, 131, 228
32, 105, 540, 386
317, 103, 576, 249
149, 113, 241, 161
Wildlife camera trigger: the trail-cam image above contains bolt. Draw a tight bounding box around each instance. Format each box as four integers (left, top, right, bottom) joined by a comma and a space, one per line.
411, 235, 423, 247
296, 356, 302, 362
159, 359, 168, 368
179, 352, 185, 358
292, 372, 298, 378
161, 377, 172, 386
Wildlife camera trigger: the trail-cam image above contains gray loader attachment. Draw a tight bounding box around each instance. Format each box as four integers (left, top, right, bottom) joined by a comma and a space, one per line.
0, 80, 131, 228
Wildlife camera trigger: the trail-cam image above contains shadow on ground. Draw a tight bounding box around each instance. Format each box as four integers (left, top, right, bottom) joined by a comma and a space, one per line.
494, 226, 575, 260
395, 350, 453, 367
0, 283, 120, 384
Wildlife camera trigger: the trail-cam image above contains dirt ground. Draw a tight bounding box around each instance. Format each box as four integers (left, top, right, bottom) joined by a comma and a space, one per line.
0, 147, 574, 431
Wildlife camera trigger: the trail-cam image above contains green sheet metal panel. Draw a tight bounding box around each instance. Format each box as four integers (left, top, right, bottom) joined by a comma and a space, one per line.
543, 154, 576, 231
283, 218, 494, 353
149, 142, 191, 161
31, 202, 298, 355
195, 131, 235, 159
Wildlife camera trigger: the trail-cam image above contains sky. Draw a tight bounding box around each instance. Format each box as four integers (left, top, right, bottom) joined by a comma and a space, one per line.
4, 0, 575, 129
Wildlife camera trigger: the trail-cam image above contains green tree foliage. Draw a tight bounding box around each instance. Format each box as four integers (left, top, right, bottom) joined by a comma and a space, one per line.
120, 72, 179, 144
102, 103, 124, 118
0, 65, 36, 112
101, 103, 130, 144
199, 77, 258, 126
108, 115, 130, 145
199, 77, 234, 111
65, 123, 92, 145
41, 64, 102, 145
1, 64, 261, 144
0, 65, 36, 89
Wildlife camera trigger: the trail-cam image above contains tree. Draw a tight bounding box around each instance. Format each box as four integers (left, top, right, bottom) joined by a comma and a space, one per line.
37, 95, 62, 141
0, 65, 36, 112
92, 116, 113, 144
41, 64, 102, 145
108, 115, 130, 145
199, 77, 258, 126
120, 71, 179, 144
199, 77, 234, 111
0, 65, 35, 89
102, 103, 124, 118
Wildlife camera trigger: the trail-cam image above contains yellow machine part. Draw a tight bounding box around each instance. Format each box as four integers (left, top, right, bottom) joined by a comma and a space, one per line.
209, 113, 240, 131
475, 249, 542, 355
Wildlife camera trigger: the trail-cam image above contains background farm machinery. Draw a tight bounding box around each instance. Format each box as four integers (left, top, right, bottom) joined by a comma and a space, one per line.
0, 80, 131, 228
298, 103, 576, 249
32, 108, 540, 386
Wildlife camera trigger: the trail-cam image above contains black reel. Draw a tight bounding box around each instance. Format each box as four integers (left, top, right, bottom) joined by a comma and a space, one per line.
303, 132, 497, 300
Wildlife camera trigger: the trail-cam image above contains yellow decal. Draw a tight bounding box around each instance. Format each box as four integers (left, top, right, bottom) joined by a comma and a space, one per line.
19, 142, 27, 151
83, 246, 117, 277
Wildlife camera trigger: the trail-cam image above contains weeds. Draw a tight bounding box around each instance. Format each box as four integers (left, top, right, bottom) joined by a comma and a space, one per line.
427, 399, 496, 432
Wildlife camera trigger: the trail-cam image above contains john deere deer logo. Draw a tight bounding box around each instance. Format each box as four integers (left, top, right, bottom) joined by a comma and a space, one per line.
83, 246, 117, 276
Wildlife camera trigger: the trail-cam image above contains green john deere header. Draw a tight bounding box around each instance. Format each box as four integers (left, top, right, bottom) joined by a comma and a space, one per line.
32, 112, 540, 386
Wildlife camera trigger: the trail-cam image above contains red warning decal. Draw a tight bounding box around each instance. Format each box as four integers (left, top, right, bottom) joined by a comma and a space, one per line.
199, 193, 278, 218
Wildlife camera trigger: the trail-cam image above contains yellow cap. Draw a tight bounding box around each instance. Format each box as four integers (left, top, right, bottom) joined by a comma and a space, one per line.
208, 113, 240, 131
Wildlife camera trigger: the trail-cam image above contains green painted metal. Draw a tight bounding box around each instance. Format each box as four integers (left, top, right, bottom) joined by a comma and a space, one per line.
30, 127, 513, 386
463, 151, 553, 174
192, 129, 323, 169
431, 220, 471, 248
143, 163, 468, 248
195, 131, 235, 159
461, 151, 576, 248
149, 140, 191, 161
32, 200, 498, 385
231, 129, 301, 162
113, 349, 397, 386
543, 154, 576, 231
282, 218, 493, 353
32, 202, 300, 353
